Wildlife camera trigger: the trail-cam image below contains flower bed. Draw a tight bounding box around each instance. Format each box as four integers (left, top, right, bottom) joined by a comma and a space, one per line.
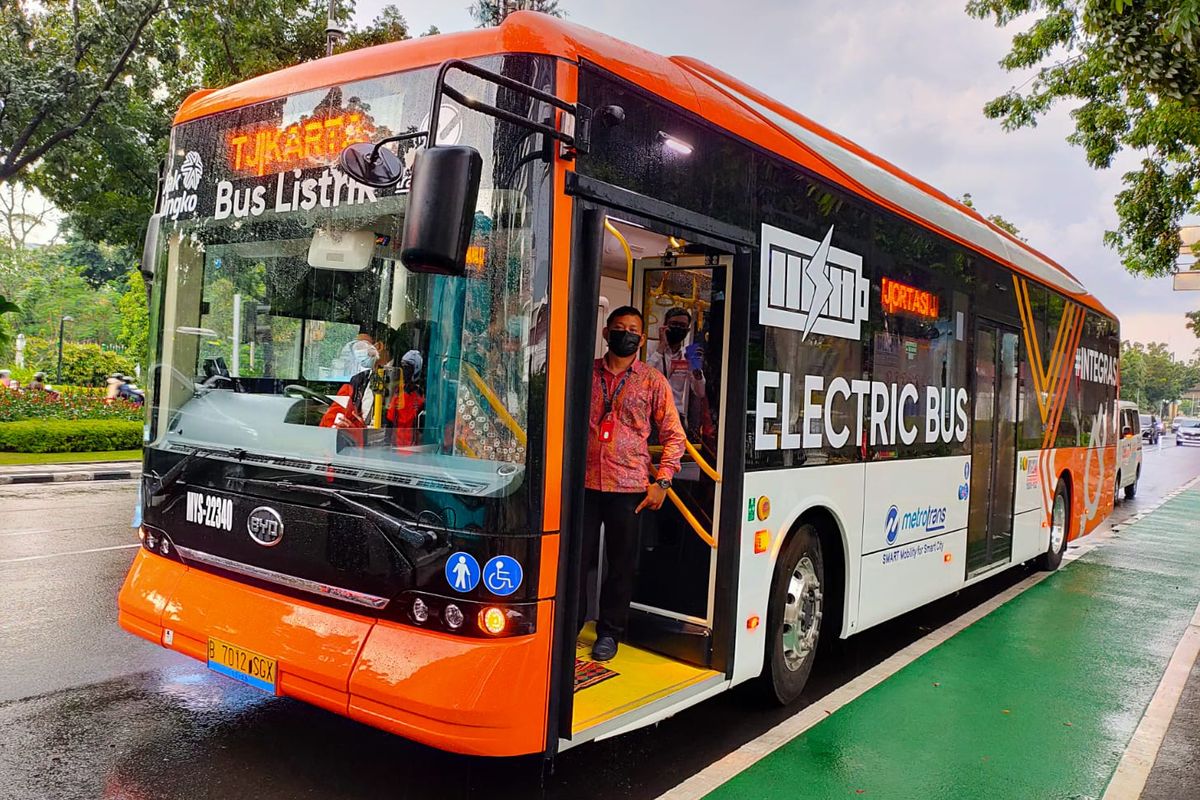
0, 390, 143, 422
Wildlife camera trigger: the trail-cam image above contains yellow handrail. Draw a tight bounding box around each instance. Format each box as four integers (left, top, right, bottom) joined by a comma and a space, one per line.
463, 363, 527, 447
604, 218, 634, 288
647, 441, 722, 482
684, 439, 721, 482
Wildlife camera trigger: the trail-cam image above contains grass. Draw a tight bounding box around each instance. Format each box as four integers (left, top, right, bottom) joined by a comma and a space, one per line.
0, 449, 142, 467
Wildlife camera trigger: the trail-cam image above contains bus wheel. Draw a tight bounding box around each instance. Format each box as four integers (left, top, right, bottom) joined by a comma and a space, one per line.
1113, 472, 1122, 506
762, 524, 824, 704
1038, 483, 1070, 571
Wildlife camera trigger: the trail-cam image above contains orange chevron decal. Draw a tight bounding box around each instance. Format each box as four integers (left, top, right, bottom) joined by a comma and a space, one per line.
1013, 275, 1085, 432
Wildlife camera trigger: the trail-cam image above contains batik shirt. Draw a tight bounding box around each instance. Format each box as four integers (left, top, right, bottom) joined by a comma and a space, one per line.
586, 358, 686, 493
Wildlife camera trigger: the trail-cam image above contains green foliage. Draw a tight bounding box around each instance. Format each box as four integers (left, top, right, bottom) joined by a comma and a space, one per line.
11, 336, 135, 386
1187, 309, 1200, 338
0, 244, 123, 343
0, 292, 17, 351
0, 0, 166, 183
468, 0, 564, 28
0, 389, 142, 422
1119, 340, 1200, 409
117, 270, 149, 370
968, 0, 1200, 277
0, 419, 143, 452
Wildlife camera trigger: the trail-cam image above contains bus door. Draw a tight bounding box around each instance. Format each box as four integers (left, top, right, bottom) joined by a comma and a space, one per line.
554, 205, 744, 749
967, 321, 1019, 575
629, 253, 731, 666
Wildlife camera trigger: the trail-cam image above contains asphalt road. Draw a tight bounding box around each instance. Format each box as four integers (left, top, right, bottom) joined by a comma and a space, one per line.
2, 439, 1198, 800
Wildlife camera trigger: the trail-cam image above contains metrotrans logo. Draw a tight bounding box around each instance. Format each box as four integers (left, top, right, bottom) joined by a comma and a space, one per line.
758, 223, 869, 341
884, 503, 947, 544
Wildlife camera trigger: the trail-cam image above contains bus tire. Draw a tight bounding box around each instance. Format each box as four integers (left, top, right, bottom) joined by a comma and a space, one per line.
1114, 471, 1122, 506
1124, 468, 1138, 500
1038, 482, 1070, 571
761, 523, 824, 705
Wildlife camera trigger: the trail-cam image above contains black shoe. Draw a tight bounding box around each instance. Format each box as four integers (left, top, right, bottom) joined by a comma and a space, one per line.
592, 635, 618, 662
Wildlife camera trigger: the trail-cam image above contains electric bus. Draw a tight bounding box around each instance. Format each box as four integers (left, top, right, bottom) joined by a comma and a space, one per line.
120, 12, 1121, 757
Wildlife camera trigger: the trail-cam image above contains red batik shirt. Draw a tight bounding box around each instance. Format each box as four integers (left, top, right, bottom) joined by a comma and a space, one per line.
586, 358, 686, 493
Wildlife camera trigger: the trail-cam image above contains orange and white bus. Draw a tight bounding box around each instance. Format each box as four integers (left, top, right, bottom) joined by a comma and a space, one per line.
120, 12, 1120, 757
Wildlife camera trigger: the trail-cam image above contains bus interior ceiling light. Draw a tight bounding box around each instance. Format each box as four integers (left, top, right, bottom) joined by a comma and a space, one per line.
658, 131, 693, 155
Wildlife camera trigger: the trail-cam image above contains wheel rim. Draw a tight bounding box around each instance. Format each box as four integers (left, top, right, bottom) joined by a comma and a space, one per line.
1050, 493, 1067, 553
781, 556, 822, 671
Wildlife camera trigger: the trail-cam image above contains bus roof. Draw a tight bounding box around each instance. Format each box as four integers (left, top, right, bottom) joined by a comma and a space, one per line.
174, 12, 1114, 319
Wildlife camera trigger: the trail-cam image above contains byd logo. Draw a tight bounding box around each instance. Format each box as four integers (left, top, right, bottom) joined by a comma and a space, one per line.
884, 503, 947, 545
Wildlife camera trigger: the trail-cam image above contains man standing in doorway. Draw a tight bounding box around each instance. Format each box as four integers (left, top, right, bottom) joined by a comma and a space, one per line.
581, 305, 686, 661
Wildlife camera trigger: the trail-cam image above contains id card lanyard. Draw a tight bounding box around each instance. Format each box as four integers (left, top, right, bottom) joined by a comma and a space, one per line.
598, 367, 632, 443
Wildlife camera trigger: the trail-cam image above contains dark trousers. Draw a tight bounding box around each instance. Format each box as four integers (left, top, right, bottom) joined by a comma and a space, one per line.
578, 489, 643, 640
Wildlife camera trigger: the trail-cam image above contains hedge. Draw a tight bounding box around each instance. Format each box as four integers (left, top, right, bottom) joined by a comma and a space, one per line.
0, 420, 144, 453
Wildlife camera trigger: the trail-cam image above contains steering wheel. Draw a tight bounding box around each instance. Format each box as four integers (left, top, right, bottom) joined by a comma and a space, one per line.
283, 384, 334, 407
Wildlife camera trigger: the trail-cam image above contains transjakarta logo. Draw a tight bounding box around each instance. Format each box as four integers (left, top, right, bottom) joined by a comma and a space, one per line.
754, 372, 968, 450
1075, 347, 1117, 386
161, 150, 203, 220
759, 224, 869, 341
885, 503, 947, 544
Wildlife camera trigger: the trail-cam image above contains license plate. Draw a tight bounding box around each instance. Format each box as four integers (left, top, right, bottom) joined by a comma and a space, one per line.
207, 637, 277, 694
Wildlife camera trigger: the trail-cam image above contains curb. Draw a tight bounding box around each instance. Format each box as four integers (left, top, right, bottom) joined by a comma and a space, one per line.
0, 468, 140, 486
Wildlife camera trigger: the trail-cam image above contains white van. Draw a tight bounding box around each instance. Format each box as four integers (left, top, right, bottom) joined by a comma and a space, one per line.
1116, 401, 1144, 502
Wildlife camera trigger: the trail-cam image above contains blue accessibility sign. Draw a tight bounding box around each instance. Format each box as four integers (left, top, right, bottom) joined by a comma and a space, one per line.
445, 552, 480, 593
483, 555, 523, 597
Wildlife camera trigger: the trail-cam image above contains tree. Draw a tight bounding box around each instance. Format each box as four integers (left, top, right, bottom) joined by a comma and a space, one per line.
960, 192, 1025, 240
967, 1, 1200, 278
1187, 309, 1200, 339
117, 269, 149, 369
0, 294, 18, 353
22, 1, 415, 252
468, 0, 563, 28
1120, 340, 1193, 409
0, 183, 58, 248
0, 0, 167, 184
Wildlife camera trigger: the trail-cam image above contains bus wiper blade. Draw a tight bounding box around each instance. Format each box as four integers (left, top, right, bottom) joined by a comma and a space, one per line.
148, 447, 202, 505
237, 478, 437, 550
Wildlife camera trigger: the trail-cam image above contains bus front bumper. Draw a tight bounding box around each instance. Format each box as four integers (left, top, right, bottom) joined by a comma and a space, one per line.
118, 548, 553, 756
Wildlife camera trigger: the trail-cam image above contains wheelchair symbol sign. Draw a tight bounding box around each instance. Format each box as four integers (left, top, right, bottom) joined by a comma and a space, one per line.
483, 556, 522, 597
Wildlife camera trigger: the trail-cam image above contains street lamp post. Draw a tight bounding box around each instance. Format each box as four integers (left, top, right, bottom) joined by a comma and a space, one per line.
56, 315, 73, 383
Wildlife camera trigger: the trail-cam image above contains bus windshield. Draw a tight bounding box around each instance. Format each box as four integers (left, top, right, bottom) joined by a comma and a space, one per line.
146, 57, 551, 507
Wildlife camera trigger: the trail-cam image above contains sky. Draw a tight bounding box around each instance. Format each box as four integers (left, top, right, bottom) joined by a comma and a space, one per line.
331, 3, 1187, 357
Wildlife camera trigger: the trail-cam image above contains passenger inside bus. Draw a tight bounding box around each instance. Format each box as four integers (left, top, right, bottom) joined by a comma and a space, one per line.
318, 326, 426, 447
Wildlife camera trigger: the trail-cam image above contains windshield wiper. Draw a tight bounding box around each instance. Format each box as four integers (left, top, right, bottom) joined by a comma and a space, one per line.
233, 477, 438, 550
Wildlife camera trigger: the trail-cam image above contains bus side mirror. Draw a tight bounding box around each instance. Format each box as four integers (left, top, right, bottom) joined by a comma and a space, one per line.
141, 213, 161, 282
401, 146, 483, 276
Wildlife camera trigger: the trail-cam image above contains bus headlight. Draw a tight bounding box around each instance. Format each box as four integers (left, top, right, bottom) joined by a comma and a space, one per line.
444, 603, 464, 629
411, 597, 429, 623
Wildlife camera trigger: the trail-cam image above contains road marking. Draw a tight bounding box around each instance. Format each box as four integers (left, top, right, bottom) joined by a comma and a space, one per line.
1102, 601, 1200, 800
0, 544, 140, 564
659, 474, 1200, 800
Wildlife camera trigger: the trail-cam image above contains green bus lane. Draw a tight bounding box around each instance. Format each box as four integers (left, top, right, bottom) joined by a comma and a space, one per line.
708, 489, 1200, 800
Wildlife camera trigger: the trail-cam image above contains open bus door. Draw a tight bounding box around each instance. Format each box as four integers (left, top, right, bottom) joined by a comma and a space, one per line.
550, 198, 750, 751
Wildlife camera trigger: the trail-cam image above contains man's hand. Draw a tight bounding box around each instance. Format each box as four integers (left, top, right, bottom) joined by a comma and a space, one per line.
636, 482, 668, 513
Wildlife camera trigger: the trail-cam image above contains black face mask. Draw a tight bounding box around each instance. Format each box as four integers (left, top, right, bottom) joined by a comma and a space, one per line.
664, 326, 688, 346
607, 330, 642, 357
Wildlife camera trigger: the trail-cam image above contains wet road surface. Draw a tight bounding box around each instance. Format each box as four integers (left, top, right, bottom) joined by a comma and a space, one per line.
2, 439, 1198, 800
